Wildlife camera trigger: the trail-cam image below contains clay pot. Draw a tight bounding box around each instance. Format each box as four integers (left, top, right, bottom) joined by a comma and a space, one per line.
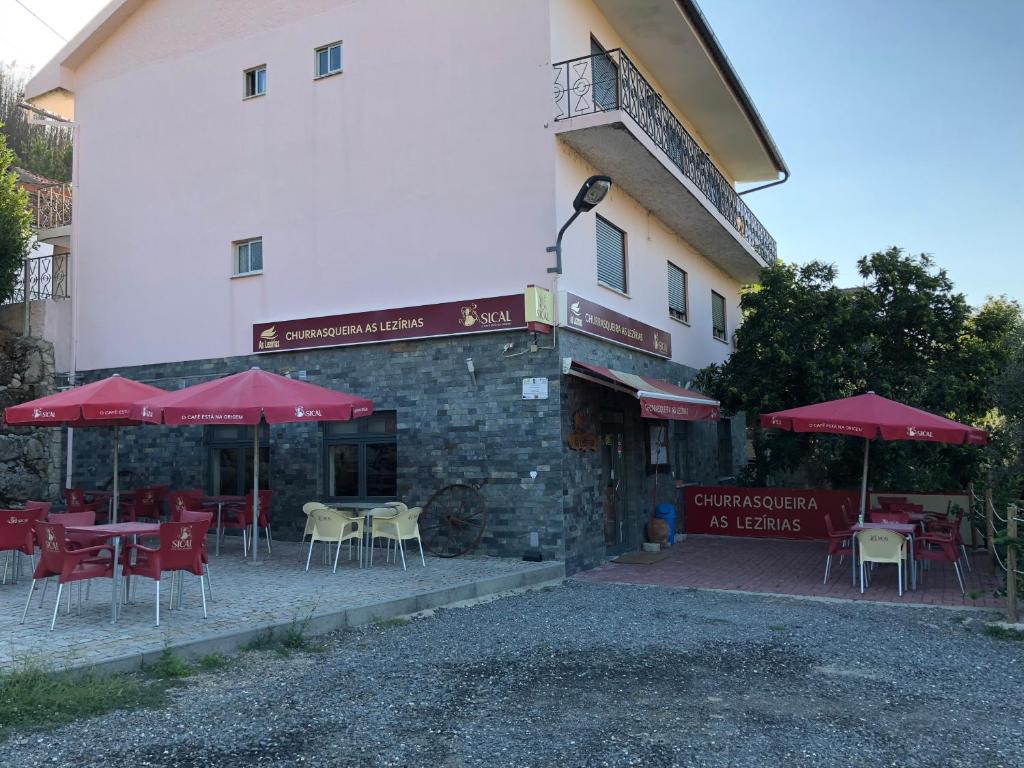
647, 517, 669, 546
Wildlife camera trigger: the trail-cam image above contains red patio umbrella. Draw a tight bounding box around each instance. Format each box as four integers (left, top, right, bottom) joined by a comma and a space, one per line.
4, 374, 169, 522
760, 392, 986, 520
130, 367, 373, 561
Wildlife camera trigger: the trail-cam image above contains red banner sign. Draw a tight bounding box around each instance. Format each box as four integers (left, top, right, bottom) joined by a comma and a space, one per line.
253, 295, 526, 353
684, 486, 860, 540
561, 292, 671, 358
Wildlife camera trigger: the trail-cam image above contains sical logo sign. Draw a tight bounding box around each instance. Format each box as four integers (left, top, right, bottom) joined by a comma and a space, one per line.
171, 527, 193, 550
458, 303, 511, 329
32, 408, 56, 419
294, 406, 323, 419
907, 426, 934, 438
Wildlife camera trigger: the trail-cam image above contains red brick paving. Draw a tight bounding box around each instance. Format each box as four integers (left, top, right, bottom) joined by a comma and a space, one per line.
575, 535, 1004, 610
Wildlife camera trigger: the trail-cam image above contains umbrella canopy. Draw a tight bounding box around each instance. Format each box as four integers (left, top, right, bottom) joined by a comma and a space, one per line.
3, 374, 169, 525
130, 367, 373, 425
761, 392, 987, 520
130, 367, 374, 561
5, 374, 166, 428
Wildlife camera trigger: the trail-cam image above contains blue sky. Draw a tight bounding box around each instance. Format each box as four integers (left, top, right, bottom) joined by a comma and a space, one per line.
702, 0, 1024, 307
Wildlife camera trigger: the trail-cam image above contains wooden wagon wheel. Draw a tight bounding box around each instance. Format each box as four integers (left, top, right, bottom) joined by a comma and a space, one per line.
421, 483, 488, 558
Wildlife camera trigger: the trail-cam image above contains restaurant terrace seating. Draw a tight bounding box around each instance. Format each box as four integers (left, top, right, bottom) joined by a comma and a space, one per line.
121, 520, 211, 626
857, 529, 908, 597
370, 506, 425, 570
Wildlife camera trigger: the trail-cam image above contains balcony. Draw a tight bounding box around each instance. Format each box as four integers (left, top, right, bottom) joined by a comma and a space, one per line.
33, 183, 72, 249
1, 253, 70, 306
553, 49, 776, 281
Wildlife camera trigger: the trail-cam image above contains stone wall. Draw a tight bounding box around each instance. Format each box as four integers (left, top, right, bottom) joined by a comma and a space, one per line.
68, 330, 566, 561
0, 330, 62, 504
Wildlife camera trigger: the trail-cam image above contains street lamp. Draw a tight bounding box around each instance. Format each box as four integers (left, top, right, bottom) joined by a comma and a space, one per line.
547, 175, 612, 274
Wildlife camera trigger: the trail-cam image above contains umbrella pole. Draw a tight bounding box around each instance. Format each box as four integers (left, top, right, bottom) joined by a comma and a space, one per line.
112, 425, 119, 524
251, 425, 260, 563
859, 437, 869, 524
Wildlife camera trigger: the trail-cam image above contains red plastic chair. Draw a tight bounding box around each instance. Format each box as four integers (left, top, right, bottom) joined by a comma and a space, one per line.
168, 490, 205, 522
926, 507, 970, 571
25, 500, 53, 515
222, 490, 274, 555
47, 510, 109, 550
869, 510, 910, 525
1, 508, 38, 584
21, 521, 115, 630
121, 487, 161, 523
178, 509, 214, 602
122, 520, 210, 626
877, 496, 908, 509
914, 529, 965, 594
823, 512, 854, 584
63, 488, 87, 509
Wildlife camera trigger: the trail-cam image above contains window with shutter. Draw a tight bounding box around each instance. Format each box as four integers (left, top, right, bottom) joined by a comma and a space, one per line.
668, 262, 688, 322
596, 216, 627, 293
712, 291, 727, 341
591, 36, 618, 112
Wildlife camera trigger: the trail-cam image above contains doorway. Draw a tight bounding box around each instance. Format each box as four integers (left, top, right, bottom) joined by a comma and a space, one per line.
601, 411, 628, 554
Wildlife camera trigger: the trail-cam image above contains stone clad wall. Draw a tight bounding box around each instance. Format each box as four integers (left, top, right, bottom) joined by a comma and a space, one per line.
68, 330, 566, 561
0, 330, 62, 503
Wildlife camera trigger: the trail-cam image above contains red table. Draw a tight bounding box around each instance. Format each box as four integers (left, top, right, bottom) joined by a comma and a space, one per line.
67, 522, 159, 623
201, 496, 245, 556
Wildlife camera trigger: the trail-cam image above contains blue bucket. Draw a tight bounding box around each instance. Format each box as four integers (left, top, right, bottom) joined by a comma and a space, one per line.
654, 503, 677, 545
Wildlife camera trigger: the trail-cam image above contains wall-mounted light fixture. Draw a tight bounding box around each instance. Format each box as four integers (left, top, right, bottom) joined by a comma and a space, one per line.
547, 175, 612, 275
465, 357, 476, 386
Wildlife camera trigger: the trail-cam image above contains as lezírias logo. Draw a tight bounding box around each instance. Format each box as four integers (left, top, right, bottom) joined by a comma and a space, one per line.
258, 325, 280, 350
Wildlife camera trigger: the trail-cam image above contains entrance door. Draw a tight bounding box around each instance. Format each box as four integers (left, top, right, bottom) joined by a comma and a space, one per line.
601, 412, 628, 554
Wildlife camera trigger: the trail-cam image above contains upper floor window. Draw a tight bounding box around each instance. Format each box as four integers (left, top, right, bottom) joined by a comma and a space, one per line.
590, 36, 618, 112
668, 262, 688, 323
712, 290, 727, 341
234, 237, 263, 276
596, 215, 627, 294
315, 42, 343, 78
244, 65, 266, 98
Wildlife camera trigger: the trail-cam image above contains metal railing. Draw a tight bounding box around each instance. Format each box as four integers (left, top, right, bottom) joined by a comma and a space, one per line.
35, 183, 73, 230
4, 253, 70, 305
553, 49, 777, 265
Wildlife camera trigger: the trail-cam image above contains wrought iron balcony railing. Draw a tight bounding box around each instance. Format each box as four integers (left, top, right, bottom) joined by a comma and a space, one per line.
553, 49, 777, 265
35, 183, 73, 230
3, 253, 70, 305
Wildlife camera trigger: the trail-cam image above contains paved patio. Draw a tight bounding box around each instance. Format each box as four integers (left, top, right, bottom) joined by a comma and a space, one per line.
576, 535, 1004, 610
0, 538, 563, 673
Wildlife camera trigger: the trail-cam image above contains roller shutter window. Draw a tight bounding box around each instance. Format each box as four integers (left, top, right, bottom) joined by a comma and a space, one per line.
712, 290, 727, 341
668, 262, 687, 322
596, 216, 627, 293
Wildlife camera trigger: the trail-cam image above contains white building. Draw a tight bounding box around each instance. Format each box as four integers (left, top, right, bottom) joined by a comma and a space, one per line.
25, 0, 787, 571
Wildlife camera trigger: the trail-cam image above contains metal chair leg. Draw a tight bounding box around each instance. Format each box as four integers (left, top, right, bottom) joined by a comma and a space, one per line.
305, 539, 315, 571
155, 580, 161, 627
418, 537, 425, 567
51, 583, 63, 630
824, 554, 832, 584
398, 538, 407, 571
961, 544, 971, 572
199, 574, 207, 618
20, 578, 37, 623
954, 562, 965, 595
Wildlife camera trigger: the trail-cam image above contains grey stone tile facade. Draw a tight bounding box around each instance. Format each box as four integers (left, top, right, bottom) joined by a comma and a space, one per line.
66, 328, 741, 573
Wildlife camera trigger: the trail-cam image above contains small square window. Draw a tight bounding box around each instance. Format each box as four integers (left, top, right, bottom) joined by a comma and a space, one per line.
234, 237, 263, 276
712, 291, 728, 341
315, 42, 343, 78
244, 66, 266, 98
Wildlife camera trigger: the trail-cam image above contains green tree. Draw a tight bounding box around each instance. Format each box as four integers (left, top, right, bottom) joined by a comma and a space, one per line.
698, 248, 1020, 492
0, 124, 32, 303
0, 62, 72, 182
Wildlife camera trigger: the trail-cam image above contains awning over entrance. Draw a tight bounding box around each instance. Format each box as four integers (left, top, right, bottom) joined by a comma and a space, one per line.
563, 359, 720, 421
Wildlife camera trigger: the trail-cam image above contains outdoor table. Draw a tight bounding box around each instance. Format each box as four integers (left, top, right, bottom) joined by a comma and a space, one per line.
66, 522, 160, 623
852, 522, 918, 591
330, 503, 398, 568
201, 495, 245, 556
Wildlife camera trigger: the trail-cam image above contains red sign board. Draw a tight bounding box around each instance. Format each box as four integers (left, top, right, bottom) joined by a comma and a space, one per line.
684, 486, 860, 540
253, 295, 526, 353
561, 292, 671, 358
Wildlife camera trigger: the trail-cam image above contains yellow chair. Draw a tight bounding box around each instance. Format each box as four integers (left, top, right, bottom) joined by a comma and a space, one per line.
856, 529, 908, 596
305, 508, 363, 573
370, 506, 425, 570
301, 502, 330, 558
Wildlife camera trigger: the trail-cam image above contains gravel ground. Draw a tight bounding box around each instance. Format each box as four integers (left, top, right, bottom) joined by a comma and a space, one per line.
5, 581, 1023, 768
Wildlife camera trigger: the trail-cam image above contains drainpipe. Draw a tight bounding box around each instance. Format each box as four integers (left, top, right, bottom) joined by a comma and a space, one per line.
738, 169, 790, 197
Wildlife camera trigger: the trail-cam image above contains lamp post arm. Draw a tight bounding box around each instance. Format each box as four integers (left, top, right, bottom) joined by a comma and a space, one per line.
546, 209, 582, 275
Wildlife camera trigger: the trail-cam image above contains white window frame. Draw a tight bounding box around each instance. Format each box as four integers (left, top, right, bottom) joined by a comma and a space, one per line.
233, 237, 263, 277
315, 42, 343, 79
244, 65, 267, 99
667, 261, 689, 324
711, 290, 728, 342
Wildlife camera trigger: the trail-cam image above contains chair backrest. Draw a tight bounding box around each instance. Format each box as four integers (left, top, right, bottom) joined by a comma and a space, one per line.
48, 510, 96, 527
309, 508, 350, 540
34, 521, 69, 575
158, 521, 208, 573
877, 496, 908, 509
302, 501, 328, 515
0, 508, 37, 552
25, 500, 53, 514
885, 502, 923, 514
824, 512, 841, 537
395, 507, 422, 538
856, 529, 906, 564
168, 491, 204, 521
869, 510, 910, 525
66, 502, 100, 517
246, 489, 274, 525
132, 487, 160, 516
384, 501, 408, 512
177, 509, 213, 525
64, 488, 87, 508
